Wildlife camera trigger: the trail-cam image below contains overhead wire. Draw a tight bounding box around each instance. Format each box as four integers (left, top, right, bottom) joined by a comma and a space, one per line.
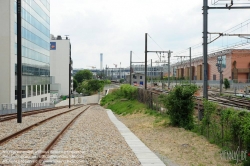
147, 33, 164, 51
172, 20, 250, 65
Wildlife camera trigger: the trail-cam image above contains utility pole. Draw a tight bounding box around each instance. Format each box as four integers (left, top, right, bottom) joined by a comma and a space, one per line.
216, 56, 223, 95
189, 47, 192, 84
168, 51, 171, 89
17, 0, 22, 123
69, 43, 71, 108
105, 65, 107, 79
203, 0, 208, 99
130, 51, 132, 85
145, 33, 148, 89
119, 62, 121, 80
202, 1, 250, 99
111, 68, 113, 80
145, 33, 173, 90
151, 59, 153, 88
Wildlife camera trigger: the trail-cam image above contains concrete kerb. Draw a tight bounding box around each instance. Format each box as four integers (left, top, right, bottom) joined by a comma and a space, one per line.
106, 109, 166, 166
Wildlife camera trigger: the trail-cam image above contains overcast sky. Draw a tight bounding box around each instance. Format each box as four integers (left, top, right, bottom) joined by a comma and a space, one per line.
50, 0, 250, 69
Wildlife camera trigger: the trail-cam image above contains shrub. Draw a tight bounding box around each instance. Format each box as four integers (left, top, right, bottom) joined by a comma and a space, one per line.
224, 78, 230, 89
120, 84, 137, 100
159, 85, 198, 130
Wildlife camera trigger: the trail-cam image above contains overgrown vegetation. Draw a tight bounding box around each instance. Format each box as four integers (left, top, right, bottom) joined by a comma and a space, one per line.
73, 79, 78, 91
76, 79, 111, 95
159, 85, 198, 130
74, 69, 93, 83
101, 84, 168, 125
193, 100, 250, 165
101, 84, 250, 165
224, 78, 230, 89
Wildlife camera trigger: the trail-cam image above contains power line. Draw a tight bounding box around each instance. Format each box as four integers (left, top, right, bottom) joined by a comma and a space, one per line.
147, 34, 164, 51
173, 18, 250, 57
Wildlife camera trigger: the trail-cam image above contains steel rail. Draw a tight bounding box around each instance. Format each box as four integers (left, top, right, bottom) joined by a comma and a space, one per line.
32, 106, 91, 166
0, 106, 82, 145
0, 106, 68, 122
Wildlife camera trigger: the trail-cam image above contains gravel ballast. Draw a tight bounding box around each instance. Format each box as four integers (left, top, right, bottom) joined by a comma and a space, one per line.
44, 105, 141, 166
0, 106, 87, 165
0, 106, 79, 140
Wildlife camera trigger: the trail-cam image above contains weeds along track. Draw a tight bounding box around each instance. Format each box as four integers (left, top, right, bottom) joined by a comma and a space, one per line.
0, 105, 90, 165
140, 87, 250, 110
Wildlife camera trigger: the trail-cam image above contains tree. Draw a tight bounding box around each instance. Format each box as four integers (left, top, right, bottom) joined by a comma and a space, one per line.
76, 79, 106, 95
224, 78, 230, 89
85, 79, 103, 92
73, 79, 78, 91
159, 85, 198, 130
74, 70, 93, 83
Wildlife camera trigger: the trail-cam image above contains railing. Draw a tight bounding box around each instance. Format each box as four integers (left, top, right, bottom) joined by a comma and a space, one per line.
0, 102, 54, 115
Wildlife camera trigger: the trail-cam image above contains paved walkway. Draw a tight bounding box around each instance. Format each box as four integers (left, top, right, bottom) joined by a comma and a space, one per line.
107, 109, 166, 166
55, 94, 101, 107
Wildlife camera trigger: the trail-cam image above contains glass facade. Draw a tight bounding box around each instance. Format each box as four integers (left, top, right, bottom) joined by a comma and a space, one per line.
14, 0, 50, 100
14, 0, 50, 78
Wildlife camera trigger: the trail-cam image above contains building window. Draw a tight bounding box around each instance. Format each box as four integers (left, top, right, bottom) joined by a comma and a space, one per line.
37, 85, 40, 95
33, 85, 36, 96
48, 84, 50, 93
22, 86, 26, 98
28, 85, 32, 97
27, 101, 32, 108
41, 85, 44, 95
140, 76, 142, 79
41, 98, 44, 102
22, 102, 26, 108
213, 75, 216, 80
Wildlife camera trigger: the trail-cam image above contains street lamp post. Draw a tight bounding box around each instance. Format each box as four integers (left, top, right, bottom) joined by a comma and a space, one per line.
69, 44, 71, 108
17, 0, 22, 123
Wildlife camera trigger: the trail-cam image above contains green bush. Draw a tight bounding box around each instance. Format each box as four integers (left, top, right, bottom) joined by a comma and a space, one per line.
74, 69, 93, 83
194, 100, 250, 164
224, 78, 230, 89
120, 84, 137, 100
159, 85, 198, 130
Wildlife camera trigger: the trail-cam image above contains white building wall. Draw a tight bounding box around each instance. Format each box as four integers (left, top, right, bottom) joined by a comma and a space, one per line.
0, 1, 51, 106
0, 0, 14, 104
50, 39, 72, 96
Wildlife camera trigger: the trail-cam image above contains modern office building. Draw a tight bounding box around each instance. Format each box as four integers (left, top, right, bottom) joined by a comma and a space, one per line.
50, 35, 73, 96
0, 0, 51, 106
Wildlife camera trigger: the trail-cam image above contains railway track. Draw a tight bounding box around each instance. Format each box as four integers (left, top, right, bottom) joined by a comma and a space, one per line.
112, 83, 250, 110
146, 87, 250, 110
0, 105, 90, 166
0, 106, 67, 122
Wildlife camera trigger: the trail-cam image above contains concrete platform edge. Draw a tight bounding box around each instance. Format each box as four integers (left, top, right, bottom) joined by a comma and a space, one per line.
106, 109, 166, 166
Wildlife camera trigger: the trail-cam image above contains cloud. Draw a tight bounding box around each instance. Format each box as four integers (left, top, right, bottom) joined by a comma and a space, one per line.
50, 0, 250, 68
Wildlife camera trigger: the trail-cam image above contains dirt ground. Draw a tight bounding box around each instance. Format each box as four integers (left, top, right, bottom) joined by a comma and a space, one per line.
116, 113, 233, 166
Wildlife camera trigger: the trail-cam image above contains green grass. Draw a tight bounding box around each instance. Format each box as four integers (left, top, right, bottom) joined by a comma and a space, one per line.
101, 89, 170, 126
107, 99, 146, 115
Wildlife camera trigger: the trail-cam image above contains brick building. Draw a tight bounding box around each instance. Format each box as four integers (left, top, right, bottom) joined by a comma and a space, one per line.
171, 49, 250, 83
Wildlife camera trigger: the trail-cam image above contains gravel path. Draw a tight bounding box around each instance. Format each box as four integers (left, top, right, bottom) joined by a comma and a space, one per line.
43, 105, 141, 166
0, 106, 78, 140
0, 106, 88, 165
